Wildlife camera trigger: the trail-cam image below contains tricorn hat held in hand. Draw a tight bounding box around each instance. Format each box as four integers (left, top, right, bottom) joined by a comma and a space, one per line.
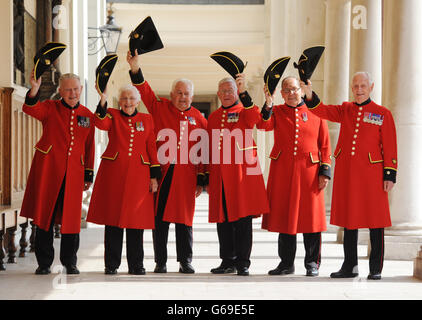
264, 57, 291, 95
96, 54, 118, 94
293, 46, 325, 83
33, 42, 67, 80
129, 16, 164, 56
210, 51, 246, 79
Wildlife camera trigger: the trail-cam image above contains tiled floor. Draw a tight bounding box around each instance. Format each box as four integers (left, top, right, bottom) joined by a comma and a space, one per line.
0, 193, 420, 301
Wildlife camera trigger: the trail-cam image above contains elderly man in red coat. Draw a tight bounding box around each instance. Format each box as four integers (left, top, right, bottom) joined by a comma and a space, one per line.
207, 74, 269, 276
127, 51, 207, 274
20, 71, 95, 275
257, 76, 331, 277
302, 72, 398, 280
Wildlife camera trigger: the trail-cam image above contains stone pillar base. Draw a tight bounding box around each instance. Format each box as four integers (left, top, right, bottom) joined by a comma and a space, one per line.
413, 247, 422, 279
384, 236, 422, 261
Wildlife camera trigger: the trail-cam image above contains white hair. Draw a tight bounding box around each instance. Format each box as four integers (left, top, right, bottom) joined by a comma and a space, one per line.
118, 84, 141, 102
281, 76, 300, 88
353, 71, 374, 85
218, 77, 237, 89
59, 73, 81, 86
171, 78, 194, 97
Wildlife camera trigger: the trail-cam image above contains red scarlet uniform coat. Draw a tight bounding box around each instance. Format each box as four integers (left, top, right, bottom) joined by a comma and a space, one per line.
207, 99, 269, 223
306, 94, 398, 229
133, 80, 207, 227
20, 96, 95, 234
87, 108, 159, 229
257, 102, 331, 234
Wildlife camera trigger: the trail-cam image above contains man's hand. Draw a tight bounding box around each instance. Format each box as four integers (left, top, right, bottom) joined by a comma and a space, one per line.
29, 69, 42, 98
263, 85, 274, 109
384, 180, 394, 192
300, 79, 313, 101
318, 175, 329, 190
235, 73, 246, 94
84, 182, 92, 191
150, 178, 158, 193
126, 50, 141, 74
195, 185, 203, 198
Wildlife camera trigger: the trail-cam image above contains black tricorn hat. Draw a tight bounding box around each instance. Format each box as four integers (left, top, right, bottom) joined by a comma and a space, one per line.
96, 54, 118, 94
264, 57, 291, 95
33, 42, 67, 80
210, 51, 246, 79
293, 46, 325, 83
129, 16, 164, 56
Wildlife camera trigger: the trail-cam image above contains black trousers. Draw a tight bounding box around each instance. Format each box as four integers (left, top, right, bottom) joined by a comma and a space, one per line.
216, 184, 253, 269
104, 225, 144, 270
277, 232, 321, 270
152, 164, 193, 265
341, 228, 385, 274
34, 179, 79, 269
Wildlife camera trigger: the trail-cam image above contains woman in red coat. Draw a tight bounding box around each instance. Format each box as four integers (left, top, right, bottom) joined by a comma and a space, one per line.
87, 84, 160, 275
256, 77, 331, 277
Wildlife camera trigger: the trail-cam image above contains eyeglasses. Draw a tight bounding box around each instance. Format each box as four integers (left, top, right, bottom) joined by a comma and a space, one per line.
219, 89, 236, 95
282, 87, 301, 94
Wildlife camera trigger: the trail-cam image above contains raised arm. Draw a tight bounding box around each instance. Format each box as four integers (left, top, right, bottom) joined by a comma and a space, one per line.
127, 50, 160, 116
256, 85, 275, 131
22, 69, 50, 121
93, 84, 113, 131
301, 80, 343, 123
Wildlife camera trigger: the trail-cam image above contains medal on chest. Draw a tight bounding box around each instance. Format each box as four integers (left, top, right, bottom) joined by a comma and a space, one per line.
363, 112, 384, 126
135, 121, 144, 131
227, 112, 239, 123
77, 116, 90, 128
302, 112, 308, 122
187, 116, 196, 126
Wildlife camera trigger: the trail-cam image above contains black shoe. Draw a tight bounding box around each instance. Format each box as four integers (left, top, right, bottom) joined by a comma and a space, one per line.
35, 267, 51, 275
237, 266, 249, 276
330, 268, 358, 278
104, 267, 117, 275
179, 262, 195, 274
268, 264, 294, 275
367, 273, 382, 280
154, 264, 167, 273
210, 265, 237, 274
64, 265, 80, 275
129, 267, 146, 275
306, 267, 319, 277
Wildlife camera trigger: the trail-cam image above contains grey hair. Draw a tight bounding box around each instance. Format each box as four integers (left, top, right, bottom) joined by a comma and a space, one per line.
59, 73, 81, 86
353, 71, 374, 85
218, 77, 237, 89
118, 84, 141, 102
171, 78, 194, 97
281, 76, 300, 88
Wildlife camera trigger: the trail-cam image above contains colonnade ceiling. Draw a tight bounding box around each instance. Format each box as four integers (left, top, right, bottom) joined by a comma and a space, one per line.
109, 3, 266, 97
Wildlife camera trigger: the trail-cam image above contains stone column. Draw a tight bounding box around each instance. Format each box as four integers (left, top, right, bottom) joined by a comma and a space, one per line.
0, 1, 13, 88
348, 0, 382, 245
382, 0, 422, 267
323, 0, 351, 234
349, 0, 382, 103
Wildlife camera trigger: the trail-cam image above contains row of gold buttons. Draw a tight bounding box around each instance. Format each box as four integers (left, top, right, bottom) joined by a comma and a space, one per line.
68, 110, 76, 156
293, 109, 300, 156
351, 106, 363, 156
128, 118, 135, 156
